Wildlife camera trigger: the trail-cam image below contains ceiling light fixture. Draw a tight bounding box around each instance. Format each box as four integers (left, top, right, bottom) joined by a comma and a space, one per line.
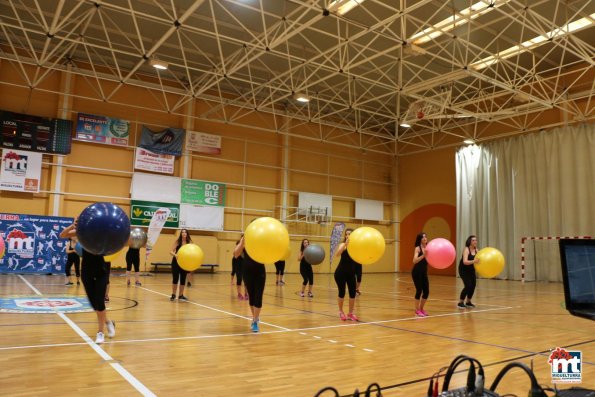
149, 58, 168, 70
400, 123, 411, 128
463, 138, 475, 145
409, 0, 512, 45
327, 0, 366, 16
471, 13, 595, 70
293, 93, 310, 103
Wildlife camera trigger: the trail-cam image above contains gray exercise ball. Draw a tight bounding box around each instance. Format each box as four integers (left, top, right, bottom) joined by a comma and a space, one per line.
304, 244, 325, 265
129, 228, 148, 249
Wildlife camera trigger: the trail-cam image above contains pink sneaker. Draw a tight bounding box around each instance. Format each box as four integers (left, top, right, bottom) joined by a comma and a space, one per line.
339, 312, 347, 321
347, 313, 359, 321
421, 309, 429, 316
244, 293, 249, 300
237, 293, 244, 300
415, 310, 424, 317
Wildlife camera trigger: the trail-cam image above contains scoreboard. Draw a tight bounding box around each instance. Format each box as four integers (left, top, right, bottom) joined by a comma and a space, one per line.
1, 110, 72, 154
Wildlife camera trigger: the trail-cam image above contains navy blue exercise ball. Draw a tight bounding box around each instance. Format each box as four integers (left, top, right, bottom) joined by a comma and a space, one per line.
76, 202, 131, 256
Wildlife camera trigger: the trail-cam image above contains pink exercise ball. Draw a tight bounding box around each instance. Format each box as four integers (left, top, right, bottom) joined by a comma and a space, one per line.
425, 238, 456, 269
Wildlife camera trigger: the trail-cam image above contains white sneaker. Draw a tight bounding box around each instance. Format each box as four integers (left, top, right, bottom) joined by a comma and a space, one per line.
105, 320, 116, 338
95, 331, 105, 344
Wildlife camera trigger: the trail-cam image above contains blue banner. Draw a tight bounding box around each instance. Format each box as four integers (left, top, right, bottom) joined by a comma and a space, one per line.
0, 213, 73, 274
139, 126, 184, 156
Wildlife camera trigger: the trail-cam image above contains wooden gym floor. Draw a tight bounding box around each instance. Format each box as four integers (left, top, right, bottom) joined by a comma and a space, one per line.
0, 271, 594, 396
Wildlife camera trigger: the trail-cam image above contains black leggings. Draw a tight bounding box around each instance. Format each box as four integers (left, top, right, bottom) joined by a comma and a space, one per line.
126, 250, 140, 272
300, 263, 313, 286
459, 264, 477, 300
243, 262, 266, 308
235, 264, 243, 286
81, 263, 109, 311
275, 261, 285, 276
334, 268, 356, 299
105, 263, 111, 285
355, 263, 362, 283
411, 263, 429, 300
171, 260, 188, 286
65, 253, 80, 277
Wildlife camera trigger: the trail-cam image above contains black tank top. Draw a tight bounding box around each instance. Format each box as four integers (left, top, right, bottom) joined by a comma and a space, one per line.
413, 246, 427, 271
243, 250, 264, 267
300, 256, 311, 268
68, 240, 79, 258
336, 249, 356, 273
459, 249, 477, 267
171, 244, 182, 265
81, 249, 107, 275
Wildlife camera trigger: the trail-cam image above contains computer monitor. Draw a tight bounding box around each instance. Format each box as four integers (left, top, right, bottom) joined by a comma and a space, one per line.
559, 239, 595, 320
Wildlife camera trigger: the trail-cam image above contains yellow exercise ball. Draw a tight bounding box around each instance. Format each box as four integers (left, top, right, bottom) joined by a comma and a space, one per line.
347, 227, 385, 265
244, 217, 289, 264
177, 243, 204, 271
474, 247, 505, 278
104, 247, 126, 263
282, 245, 292, 261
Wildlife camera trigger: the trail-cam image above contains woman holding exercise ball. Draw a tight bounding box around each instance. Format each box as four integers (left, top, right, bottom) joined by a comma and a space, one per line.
458, 235, 480, 309
412, 232, 430, 317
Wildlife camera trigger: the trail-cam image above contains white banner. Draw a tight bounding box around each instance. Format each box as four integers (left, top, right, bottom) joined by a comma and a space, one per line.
145, 207, 171, 260
180, 204, 224, 231
134, 147, 175, 174
186, 131, 221, 154
0, 149, 42, 193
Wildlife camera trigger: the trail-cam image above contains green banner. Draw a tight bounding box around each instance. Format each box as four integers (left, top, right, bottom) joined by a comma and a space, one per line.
181, 179, 226, 206
130, 200, 179, 228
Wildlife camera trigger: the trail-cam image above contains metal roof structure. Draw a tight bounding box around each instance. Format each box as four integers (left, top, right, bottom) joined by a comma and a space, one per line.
1, 0, 593, 155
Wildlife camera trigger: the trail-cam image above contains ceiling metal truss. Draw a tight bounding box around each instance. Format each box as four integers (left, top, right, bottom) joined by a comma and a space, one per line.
0, 0, 593, 155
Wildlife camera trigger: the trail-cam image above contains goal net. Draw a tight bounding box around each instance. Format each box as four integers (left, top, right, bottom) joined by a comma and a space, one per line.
520, 236, 591, 282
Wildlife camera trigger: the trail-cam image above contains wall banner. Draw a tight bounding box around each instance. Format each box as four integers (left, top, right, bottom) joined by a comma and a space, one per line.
0, 213, 73, 274
130, 200, 180, 228
181, 179, 226, 206
0, 149, 42, 193
139, 126, 184, 156
134, 147, 175, 174
186, 131, 221, 154
75, 113, 130, 146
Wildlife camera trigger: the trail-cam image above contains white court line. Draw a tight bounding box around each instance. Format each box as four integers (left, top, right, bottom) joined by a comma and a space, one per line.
139, 286, 291, 331
363, 348, 374, 352
312, 283, 510, 308
2, 296, 513, 352
18, 275, 156, 397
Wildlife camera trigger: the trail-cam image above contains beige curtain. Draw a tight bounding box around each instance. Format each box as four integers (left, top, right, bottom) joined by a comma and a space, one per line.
456, 124, 595, 281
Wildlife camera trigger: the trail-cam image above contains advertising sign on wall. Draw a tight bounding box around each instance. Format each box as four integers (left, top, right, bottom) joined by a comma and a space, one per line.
181, 179, 226, 206
130, 200, 180, 228
134, 147, 175, 174
0, 213, 73, 274
0, 149, 42, 193
186, 131, 221, 154
75, 113, 130, 146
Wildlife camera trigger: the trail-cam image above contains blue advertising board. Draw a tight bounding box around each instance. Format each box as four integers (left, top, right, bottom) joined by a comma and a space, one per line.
0, 213, 73, 274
